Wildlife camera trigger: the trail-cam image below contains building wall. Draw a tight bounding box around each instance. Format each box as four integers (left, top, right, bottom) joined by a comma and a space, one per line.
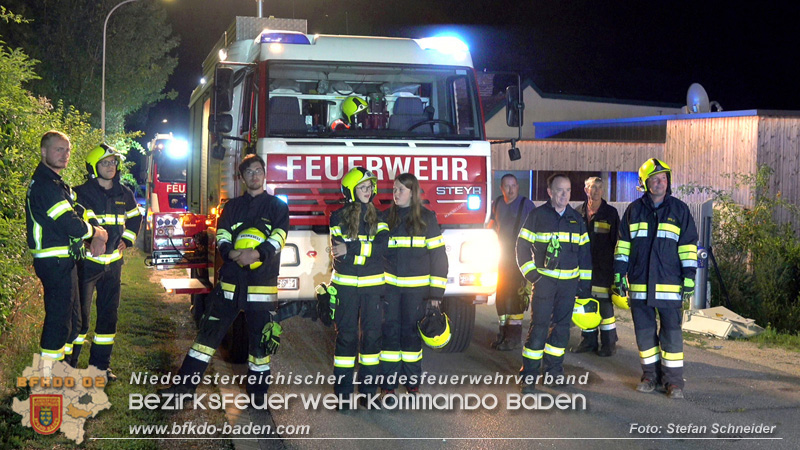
665, 116, 759, 206
485, 85, 682, 140
756, 116, 800, 225
492, 140, 663, 172
490, 112, 800, 227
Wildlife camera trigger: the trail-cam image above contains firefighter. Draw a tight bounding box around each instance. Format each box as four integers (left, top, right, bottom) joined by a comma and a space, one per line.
573, 176, 620, 357
381, 173, 448, 396
161, 154, 288, 405
26, 131, 108, 370
487, 173, 535, 351
329, 167, 388, 405
516, 174, 591, 393
613, 158, 698, 399
67, 144, 142, 380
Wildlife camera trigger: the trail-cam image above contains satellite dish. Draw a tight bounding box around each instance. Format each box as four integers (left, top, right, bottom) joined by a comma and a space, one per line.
686, 83, 710, 113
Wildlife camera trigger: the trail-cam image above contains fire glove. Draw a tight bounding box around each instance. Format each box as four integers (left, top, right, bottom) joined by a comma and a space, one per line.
517, 280, 533, 311
612, 273, 628, 298
682, 278, 695, 303
315, 283, 336, 326
260, 322, 282, 355
544, 235, 562, 270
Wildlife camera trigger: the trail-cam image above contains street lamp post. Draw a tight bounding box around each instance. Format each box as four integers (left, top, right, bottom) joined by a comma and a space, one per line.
102, 0, 141, 135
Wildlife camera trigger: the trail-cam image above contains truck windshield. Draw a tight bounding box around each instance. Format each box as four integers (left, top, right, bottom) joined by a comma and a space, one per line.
266, 62, 482, 140
155, 154, 187, 183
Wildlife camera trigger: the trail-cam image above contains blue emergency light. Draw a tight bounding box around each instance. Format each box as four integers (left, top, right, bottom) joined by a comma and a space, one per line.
259, 31, 310, 45
165, 138, 189, 159
415, 36, 469, 55
467, 195, 481, 211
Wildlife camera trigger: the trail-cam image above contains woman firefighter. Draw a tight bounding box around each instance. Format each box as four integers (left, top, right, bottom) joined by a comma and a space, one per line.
329, 167, 389, 403
380, 173, 449, 397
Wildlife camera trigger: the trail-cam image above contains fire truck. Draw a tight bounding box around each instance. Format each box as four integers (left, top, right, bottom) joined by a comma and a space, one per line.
158, 16, 503, 358
141, 133, 208, 265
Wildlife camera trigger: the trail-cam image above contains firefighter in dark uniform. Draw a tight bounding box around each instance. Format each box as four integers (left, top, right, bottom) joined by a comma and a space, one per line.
26, 130, 107, 367
613, 158, 698, 399
163, 154, 288, 404
516, 174, 591, 393
68, 144, 142, 380
329, 167, 388, 403
573, 176, 620, 356
381, 173, 448, 395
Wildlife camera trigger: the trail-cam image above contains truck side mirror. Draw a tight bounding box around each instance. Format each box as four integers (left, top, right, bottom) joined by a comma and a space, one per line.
211, 143, 227, 161
209, 114, 233, 134
505, 85, 524, 127
215, 67, 235, 113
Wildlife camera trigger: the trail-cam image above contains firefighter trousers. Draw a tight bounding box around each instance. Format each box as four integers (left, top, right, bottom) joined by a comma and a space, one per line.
631, 303, 684, 389
582, 286, 617, 341
176, 286, 275, 395
521, 276, 578, 378
33, 257, 79, 361
381, 289, 426, 390
332, 284, 382, 396
68, 261, 122, 369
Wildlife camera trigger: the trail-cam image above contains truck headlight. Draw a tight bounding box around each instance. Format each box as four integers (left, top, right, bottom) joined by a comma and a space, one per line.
459, 236, 500, 266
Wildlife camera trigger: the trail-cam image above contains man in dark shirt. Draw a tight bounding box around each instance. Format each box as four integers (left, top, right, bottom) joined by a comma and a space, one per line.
573, 177, 620, 356
487, 174, 534, 351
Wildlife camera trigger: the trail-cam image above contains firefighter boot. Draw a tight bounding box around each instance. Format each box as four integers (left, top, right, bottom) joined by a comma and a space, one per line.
490, 324, 506, 349
496, 324, 522, 351
597, 329, 618, 357
571, 330, 598, 353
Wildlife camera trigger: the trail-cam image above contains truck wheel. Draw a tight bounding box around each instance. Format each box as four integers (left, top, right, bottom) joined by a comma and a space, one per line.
222, 312, 249, 364
438, 297, 475, 353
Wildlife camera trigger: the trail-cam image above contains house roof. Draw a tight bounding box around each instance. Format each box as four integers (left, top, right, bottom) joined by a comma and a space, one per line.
479, 73, 683, 122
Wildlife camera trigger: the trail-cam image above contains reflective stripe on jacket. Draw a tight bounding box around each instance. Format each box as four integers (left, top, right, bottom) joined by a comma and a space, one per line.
74, 177, 142, 265
613, 194, 698, 308
329, 203, 388, 292
26, 163, 94, 259
383, 206, 449, 299
575, 199, 619, 289
516, 202, 592, 293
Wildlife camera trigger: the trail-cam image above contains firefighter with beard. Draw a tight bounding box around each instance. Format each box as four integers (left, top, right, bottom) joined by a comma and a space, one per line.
67, 144, 142, 380
27, 131, 108, 371
614, 159, 698, 399
573, 176, 620, 357
329, 167, 388, 407
161, 154, 288, 407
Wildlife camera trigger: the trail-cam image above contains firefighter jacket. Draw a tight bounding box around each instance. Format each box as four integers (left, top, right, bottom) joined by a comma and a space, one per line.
575, 199, 620, 290
383, 206, 449, 299
215, 191, 289, 303
26, 163, 95, 259
613, 194, 698, 309
329, 203, 388, 291
74, 177, 142, 266
516, 202, 592, 295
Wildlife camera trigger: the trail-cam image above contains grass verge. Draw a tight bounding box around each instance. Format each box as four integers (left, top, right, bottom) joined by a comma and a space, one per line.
0, 248, 232, 450
744, 325, 800, 352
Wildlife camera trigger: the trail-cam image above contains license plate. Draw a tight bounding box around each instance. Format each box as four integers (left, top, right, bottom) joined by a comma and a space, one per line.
277, 277, 299, 290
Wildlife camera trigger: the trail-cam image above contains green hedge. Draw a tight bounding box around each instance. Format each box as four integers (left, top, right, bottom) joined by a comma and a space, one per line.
681, 166, 800, 334
0, 10, 143, 336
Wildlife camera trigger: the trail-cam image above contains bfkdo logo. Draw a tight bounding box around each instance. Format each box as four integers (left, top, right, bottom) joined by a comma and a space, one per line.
30, 394, 62, 435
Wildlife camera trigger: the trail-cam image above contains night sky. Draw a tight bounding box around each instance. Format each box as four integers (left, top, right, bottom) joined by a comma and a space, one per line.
142, 0, 800, 139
